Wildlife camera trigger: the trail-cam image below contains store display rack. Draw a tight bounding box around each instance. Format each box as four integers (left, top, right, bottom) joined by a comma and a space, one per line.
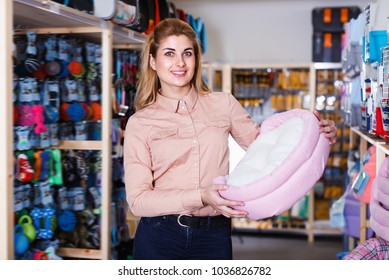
348, 126, 389, 249
202, 62, 229, 93
0, 0, 145, 260
311, 63, 348, 222
230, 63, 312, 124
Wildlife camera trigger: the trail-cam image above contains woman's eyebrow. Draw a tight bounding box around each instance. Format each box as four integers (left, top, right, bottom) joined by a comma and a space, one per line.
162, 47, 193, 51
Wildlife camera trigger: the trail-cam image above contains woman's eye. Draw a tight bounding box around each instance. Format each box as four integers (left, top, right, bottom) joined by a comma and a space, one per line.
184, 51, 193, 57
164, 51, 174, 56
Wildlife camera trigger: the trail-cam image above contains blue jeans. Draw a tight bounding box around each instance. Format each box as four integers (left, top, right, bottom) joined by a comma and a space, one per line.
133, 216, 232, 260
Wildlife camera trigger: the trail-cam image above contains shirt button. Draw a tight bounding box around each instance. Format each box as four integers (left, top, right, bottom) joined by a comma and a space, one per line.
193, 139, 197, 144
194, 163, 198, 166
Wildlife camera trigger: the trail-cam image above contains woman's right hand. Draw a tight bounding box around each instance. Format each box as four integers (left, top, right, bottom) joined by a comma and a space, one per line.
200, 184, 248, 218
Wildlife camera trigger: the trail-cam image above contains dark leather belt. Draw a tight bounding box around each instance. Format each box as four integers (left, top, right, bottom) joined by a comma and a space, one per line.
167, 214, 231, 229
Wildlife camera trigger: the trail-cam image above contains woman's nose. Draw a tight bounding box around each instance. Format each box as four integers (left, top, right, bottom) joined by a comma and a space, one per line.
175, 55, 185, 66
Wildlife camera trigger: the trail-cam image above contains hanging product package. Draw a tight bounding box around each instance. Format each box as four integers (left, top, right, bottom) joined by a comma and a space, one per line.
330, 192, 346, 228
351, 146, 376, 204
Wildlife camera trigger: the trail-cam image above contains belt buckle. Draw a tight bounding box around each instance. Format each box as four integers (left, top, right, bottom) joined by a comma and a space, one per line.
177, 214, 192, 228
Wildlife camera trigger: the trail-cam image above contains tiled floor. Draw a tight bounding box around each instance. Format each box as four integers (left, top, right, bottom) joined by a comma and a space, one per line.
232, 232, 345, 260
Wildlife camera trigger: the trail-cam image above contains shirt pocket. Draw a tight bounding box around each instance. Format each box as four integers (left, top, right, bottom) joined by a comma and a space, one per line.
203, 120, 230, 136
202, 119, 230, 149
149, 126, 180, 165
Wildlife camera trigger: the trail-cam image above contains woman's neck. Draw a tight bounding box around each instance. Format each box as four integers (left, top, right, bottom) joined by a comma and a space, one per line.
159, 85, 191, 99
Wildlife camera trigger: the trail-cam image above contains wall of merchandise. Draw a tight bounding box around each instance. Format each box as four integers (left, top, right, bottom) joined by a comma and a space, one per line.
13, 28, 141, 258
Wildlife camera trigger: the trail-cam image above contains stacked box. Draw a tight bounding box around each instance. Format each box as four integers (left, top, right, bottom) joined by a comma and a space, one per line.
312, 6, 361, 62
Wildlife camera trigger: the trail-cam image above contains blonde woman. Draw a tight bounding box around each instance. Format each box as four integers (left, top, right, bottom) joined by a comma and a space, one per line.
124, 18, 337, 260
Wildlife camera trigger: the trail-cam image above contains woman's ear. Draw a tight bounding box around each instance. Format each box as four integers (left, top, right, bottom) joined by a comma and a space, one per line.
149, 54, 156, 70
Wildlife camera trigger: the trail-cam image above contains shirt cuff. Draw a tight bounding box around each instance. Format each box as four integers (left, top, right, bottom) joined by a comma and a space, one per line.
181, 188, 204, 210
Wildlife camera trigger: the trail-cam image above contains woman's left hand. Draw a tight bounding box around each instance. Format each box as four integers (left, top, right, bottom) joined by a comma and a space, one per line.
313, 110, 337, 145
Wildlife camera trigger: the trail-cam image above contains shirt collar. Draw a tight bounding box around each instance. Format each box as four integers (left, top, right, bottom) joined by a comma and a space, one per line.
156, 87, 198, 113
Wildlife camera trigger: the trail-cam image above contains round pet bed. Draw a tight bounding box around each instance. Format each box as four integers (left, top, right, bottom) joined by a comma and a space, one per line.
216, 109, 330, 220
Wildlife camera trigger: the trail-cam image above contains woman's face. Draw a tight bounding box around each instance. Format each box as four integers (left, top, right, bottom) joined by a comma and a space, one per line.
150, 35, 195, 97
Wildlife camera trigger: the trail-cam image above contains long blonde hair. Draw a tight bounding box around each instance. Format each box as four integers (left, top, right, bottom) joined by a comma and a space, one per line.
134, 18, 210, 111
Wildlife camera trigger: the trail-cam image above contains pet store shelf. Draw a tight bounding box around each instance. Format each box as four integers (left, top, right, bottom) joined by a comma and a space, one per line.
14, 0, 145, 44
350, 126, 386, 146
232, 218, 342, 238
232, 218, 342, 237
202, 62, 228, 92
378, 143, 389, 156
56, 248, 102, 259
57, 140, 103, 151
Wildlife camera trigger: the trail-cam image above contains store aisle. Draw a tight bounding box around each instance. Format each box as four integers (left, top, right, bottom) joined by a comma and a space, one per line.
232, 233, 344, 260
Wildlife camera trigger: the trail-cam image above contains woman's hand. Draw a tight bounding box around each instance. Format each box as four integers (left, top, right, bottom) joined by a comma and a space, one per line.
313, 110, 337, 145
201, 184, 248, 218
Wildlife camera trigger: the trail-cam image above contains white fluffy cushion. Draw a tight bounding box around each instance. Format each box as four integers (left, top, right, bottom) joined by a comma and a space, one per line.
227, 117, 304, 187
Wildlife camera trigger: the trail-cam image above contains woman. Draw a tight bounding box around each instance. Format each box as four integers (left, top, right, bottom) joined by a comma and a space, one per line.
123, 18, 337, 260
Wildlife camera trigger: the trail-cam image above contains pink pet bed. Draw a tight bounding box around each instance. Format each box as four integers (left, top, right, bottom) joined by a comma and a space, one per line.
216, 109, 330, 220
